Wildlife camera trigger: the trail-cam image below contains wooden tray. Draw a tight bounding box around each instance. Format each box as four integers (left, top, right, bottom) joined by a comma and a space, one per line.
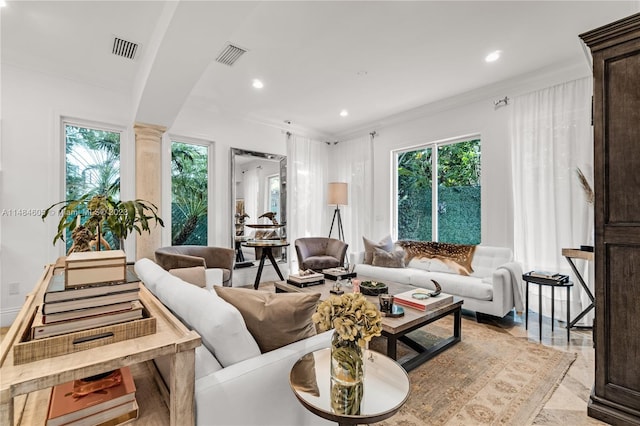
13, 305, 156, 365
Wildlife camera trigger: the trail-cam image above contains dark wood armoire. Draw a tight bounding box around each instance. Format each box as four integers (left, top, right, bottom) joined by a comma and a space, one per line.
580, 13, 640, 425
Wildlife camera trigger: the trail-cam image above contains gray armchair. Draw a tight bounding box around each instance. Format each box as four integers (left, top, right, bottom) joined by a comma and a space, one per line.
155, 245, 235, 287
294, 237, 348, 271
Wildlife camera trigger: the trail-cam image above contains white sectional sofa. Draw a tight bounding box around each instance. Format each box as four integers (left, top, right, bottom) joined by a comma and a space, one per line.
352, 245, 524, 318
134, 258, 332, 426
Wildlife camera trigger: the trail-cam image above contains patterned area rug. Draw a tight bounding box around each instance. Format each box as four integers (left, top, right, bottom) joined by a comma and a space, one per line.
370, 316, 576, 426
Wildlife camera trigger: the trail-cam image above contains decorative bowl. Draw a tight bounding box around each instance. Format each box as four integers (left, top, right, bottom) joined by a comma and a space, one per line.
360, 280, 388, 296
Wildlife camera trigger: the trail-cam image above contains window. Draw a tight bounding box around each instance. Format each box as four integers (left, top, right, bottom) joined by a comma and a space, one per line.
64, 121, 122, 251
171, 141, 209, 245
267, 174, 280, 219
395, 137, 481, 244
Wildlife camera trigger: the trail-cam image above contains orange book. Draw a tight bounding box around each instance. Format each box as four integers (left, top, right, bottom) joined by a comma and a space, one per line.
47, 367, 136, 426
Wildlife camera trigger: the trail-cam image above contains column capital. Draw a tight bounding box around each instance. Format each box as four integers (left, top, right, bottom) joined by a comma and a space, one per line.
134, 122, 167, 141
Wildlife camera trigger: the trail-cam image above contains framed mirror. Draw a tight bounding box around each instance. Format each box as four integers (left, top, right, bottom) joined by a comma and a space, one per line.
230, 148, 287, 267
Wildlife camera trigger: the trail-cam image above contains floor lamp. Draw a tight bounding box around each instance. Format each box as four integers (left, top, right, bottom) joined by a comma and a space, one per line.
328, 182, 347, 241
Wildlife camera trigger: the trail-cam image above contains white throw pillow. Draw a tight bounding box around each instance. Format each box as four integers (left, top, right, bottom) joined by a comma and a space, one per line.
153, 270, 261, 367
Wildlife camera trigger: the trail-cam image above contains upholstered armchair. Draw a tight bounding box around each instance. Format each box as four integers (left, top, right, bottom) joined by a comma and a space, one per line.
294, 237, 348, 271
155, 245, 235, 287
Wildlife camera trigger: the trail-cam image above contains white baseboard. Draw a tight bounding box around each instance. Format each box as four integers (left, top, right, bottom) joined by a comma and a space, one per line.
1, 306, 21, 327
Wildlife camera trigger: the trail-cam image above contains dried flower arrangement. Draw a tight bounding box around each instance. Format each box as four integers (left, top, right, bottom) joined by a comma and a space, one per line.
576, 167, 594, 205
312, 293, 382, 347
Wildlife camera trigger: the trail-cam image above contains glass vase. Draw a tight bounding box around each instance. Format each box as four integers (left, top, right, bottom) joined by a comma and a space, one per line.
330, 331, 364, 415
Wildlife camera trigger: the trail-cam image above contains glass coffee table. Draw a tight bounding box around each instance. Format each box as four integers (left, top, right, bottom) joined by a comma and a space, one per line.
290, 348, 410, 426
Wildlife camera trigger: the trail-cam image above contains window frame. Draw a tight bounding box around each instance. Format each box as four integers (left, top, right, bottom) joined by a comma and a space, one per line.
391, 133, 481, 243
265, 173, 280, 220
60, 117, 127, 255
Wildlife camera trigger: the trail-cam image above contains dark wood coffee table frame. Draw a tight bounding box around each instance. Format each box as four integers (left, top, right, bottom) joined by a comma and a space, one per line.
383, 300, 462, 372
274, 278, 462, 372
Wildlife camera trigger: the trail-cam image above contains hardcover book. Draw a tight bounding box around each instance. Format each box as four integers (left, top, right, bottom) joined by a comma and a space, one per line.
45, 268, 140, 303
33, 301, 144, 339
65, 250, 127, 288
287, 272, 324, 283
524, 271, 569, 283
286, 278, 325, 288
46, 367, 136, 426
43, 301, 137, 324
392, 290, 454, 312
41, 290, 140, 315
322, 268, 357, 281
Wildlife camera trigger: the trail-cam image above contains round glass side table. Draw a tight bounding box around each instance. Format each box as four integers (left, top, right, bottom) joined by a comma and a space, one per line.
290, 348, 410, 426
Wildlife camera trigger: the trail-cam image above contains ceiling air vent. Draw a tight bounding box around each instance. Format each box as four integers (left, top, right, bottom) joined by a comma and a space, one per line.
215, 43, 247, 66
112, 37, 138, 60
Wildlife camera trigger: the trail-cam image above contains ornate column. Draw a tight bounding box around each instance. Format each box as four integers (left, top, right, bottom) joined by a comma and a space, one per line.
134, 122, 166, 260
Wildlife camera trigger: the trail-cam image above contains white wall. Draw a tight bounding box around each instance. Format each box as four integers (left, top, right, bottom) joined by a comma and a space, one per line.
169, 105, 286, 248
1, 65, 134, 325
340, 62, 591, 252
0, 67, 287, 326
369, 98, 513, 248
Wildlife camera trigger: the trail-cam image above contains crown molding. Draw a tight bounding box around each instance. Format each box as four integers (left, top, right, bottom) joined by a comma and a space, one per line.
334, 59, 589, 142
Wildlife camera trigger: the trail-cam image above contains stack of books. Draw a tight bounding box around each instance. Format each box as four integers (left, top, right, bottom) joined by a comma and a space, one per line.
322, 267, 357, 281
523, 271, 570, 284
32, 253, 143, 340
46, 366, 138, 426
287, 272, 325, 287
393, 290, 454, 312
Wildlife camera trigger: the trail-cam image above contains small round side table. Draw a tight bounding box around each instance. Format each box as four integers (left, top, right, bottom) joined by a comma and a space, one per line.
290, 348, 410, 426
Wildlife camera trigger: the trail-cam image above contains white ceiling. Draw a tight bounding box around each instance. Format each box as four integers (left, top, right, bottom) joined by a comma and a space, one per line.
2, 1, 639, 138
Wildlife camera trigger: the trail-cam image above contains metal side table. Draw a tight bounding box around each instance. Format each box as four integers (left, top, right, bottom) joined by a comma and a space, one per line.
523, 272, 573, 341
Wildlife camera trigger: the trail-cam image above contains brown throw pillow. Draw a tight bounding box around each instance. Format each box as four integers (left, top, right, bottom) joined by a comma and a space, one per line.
213, 287, 320, 353
372, 248, 406, 268
363, 235, 393, 264
169, 266, 206, 288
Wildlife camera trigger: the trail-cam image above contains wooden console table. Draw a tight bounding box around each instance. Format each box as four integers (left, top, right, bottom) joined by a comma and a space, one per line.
562, 248, 595, 328
0, 264, 201, 425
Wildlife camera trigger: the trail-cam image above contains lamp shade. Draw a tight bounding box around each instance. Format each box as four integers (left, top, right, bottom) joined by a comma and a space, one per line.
327, 182, 348, 206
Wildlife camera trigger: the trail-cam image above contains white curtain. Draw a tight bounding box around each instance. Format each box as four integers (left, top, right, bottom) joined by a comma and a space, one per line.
242, 168, 259, 236
328, 135, 374, 255
511, 77, 594, 325
287, 133, 329, 272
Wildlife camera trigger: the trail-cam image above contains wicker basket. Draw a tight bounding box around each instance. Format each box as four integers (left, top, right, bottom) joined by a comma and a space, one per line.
13, 305, 156, 365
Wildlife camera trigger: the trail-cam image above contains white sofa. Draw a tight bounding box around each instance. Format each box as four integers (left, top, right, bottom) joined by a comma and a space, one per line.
134, 258, 333, 426
352, 245, 524, 318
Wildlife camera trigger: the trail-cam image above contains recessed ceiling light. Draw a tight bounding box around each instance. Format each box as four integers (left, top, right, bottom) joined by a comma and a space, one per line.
339, 109, 349, 117
485, 50, 501, 63
252, 79, 264, 89
0, 1, 6, 7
